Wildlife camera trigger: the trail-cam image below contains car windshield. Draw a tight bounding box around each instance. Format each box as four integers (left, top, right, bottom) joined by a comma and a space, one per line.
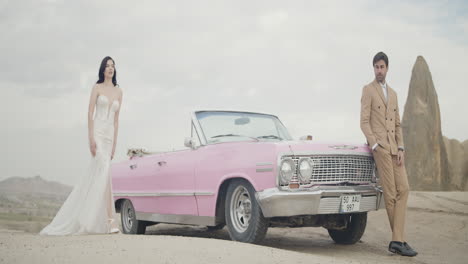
195, 111, 292, 144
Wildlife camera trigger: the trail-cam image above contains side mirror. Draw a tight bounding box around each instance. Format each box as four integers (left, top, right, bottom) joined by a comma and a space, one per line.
300, 135, 313, 141
184, 137, 195, 149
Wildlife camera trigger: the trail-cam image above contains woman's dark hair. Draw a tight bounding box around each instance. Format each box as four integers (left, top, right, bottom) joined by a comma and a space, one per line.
373, 52, 389, 67
96, 56, 118, 86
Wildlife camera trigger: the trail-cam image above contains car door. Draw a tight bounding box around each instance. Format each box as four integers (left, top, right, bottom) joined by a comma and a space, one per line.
151, 149, 198, 216
113, 153, 167, 213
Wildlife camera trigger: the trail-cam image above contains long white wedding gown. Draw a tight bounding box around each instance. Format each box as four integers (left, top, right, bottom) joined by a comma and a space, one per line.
40, 95, 120, 235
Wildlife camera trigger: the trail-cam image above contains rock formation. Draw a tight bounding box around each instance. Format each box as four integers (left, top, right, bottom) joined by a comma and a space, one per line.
443, 137, 468, 190
402, 56, 468, 190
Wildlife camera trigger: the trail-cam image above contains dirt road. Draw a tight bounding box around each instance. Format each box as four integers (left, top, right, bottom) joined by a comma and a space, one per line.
1, 192, 467, 264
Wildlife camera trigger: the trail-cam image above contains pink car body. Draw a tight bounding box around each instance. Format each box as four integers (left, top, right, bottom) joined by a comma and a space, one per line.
112, 111, 382, 241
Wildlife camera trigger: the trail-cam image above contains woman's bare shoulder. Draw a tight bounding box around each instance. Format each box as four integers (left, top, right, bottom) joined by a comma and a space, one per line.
91, 83, 101, 94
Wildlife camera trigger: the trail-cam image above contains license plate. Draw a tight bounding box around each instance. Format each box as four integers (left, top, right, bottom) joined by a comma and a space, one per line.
340, 194, 361, 213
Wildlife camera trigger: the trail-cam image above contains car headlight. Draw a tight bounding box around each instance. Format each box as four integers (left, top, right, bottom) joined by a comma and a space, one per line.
279, 158, 295, 184
298, 158, 313, 183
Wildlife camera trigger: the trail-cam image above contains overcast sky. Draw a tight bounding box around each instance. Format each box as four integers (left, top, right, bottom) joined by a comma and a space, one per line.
1, 0, 467, 185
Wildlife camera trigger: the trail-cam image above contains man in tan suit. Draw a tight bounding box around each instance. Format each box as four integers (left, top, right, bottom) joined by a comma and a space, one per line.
360, 52, 417, 256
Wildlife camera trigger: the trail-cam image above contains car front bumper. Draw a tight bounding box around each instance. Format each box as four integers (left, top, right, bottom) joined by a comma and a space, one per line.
255, 185, 383, 218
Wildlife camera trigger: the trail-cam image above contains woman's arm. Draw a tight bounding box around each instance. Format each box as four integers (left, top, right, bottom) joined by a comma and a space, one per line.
111, 88, 123, 160
88, 84, 99, 156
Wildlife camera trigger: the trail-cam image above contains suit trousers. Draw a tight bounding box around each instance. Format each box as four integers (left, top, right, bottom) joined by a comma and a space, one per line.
373, 147, 410, 242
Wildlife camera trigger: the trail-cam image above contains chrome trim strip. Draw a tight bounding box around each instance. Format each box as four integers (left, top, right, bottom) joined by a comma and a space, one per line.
256, 168, 273, 173
328, 144, 358, 150
256, 162, 273, 166
136, 212, 216, 226
191, 112, 207, 146
114, 192, 214, 197
190, 121, 203, 149
194, 192, 215, 196
289, 150, 372, 157
194, 110, 279, 119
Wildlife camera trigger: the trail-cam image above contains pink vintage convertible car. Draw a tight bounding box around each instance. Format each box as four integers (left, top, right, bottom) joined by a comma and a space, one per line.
112, 110, 382, 244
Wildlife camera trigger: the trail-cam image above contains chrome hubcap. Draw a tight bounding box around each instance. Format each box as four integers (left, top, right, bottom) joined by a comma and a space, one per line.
230, 186, 252, 233
122, 201, 134, 231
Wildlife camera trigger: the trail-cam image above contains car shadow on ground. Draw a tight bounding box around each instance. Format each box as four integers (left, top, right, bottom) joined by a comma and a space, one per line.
143, 224, 391, 259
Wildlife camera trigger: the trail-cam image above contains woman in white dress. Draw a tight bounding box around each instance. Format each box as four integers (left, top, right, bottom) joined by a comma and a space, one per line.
40, 56, 123, 235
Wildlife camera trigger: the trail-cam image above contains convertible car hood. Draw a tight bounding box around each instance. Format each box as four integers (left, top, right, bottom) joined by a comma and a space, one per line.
274, 141, 372, 156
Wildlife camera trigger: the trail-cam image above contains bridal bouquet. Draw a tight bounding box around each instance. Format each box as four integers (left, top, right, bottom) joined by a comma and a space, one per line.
127, 148, 151, 158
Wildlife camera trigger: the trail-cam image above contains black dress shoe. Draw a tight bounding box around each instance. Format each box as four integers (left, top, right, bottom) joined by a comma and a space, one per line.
388, 241, 418, 257
403, 242, 418, 256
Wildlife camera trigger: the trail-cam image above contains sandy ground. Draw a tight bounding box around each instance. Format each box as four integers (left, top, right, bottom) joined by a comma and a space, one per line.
1, 192, 467, 264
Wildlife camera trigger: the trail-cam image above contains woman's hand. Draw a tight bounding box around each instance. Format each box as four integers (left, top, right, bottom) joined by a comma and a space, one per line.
89, 138, 97, 157
111, 148, 115, 160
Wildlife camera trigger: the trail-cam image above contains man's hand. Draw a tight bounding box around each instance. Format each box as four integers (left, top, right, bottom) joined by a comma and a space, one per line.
397, 150, 405, 166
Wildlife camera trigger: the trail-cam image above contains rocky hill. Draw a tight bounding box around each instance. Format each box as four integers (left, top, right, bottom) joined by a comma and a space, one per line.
0, 176, 72, 232
402, 56, 468, 191
0, 175, 72, 197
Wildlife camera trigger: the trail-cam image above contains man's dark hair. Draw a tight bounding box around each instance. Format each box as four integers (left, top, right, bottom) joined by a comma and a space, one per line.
373, 52, 388, 67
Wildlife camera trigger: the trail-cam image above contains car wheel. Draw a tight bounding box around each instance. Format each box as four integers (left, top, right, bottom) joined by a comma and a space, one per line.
225, 179, 269, 243
121, 199, 146, 235
327, 212, 367, 244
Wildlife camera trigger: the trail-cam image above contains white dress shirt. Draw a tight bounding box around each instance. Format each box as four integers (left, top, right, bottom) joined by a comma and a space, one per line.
380, 81, 388, 102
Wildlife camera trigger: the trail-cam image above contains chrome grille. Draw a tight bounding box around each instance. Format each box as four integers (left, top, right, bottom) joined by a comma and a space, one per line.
281, 155, 375, 186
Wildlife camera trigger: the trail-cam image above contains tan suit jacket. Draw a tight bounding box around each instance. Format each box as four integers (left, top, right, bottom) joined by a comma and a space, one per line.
360, 79, 404, 155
